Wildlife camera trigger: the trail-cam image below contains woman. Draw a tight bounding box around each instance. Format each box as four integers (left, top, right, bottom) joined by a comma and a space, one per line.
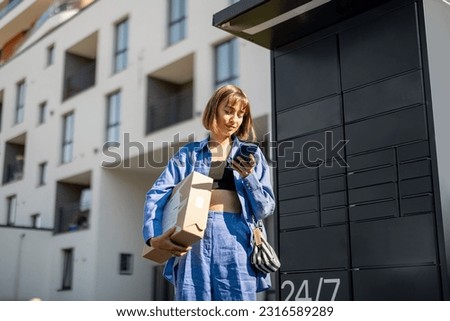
143, 85, 275, 301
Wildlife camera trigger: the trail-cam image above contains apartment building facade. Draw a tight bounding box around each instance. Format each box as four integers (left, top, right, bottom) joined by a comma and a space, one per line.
0, 0, 272, 300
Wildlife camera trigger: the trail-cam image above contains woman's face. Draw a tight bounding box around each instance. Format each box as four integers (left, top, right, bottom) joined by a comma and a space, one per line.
213, 100, 246, 139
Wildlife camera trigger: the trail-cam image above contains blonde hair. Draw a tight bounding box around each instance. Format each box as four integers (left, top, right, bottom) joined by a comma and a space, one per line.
202, 85, 256, 141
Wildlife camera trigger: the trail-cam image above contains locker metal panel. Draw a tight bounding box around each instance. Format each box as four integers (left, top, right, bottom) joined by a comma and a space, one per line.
344, 71, 424, 122
348, 182, 397, 205
279, 195, 318, 215
321, 175, 346, 194
399, 159, 431, 180
279, 212, 319, 230
280, 225, 350, 271
322, 208, 348, 226
321, 190, 347, 209
351, 214, 437, 267
353, 266, 441, 300
275, 36, 340, 111
398, 140, 430, 161
280, 271, 351, 301
347, 149, 395, 172
347, 166, 396, 189
349, 200, 398, 222
340, 4, 421, 90
400, 176, 433, 196
279, 181, 317, 201
319, 159, 347, 178
277, 128, 344, 170
401, 195, 434, 215
277, 96, 341, 140
278, 167, 317, 186
345, 106, 428, 155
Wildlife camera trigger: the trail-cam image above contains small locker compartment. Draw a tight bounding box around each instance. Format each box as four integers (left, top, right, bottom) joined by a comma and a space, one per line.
280, 225, 350, 272
353, 266, 441, 300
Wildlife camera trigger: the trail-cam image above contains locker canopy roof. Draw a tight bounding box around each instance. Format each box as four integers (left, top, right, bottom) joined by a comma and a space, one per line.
213, 0, 393, 49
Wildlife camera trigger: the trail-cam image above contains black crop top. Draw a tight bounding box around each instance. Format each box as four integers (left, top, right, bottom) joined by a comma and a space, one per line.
209, 161, 236, 190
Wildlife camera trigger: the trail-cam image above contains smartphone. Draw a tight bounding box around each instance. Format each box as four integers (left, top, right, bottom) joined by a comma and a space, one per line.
233, 143, 258, 162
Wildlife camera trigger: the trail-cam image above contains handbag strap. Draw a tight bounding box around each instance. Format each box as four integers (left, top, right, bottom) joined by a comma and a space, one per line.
252, 216, 264, 247
253, 226, 263, 246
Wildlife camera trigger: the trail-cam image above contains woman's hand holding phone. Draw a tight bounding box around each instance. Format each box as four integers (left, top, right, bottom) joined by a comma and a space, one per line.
232, 154, 256, 178
232, 145, 257, 178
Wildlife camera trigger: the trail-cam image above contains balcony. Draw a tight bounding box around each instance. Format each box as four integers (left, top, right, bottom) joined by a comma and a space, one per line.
2, 134, 26, 185
63, 61, 96, 100
57, 200, 90, 233
54, 175, 91, 234
62, 31, 97, 100
4, 156, 24, 182
0, 0, 53, 56
29, 0, 80, 32
146, 78, 193, 133
146, 54, 194, 134
17, 0, 81, 52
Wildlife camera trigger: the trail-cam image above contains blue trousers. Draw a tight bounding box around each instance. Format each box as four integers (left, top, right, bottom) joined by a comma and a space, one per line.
174, 211, 257, 301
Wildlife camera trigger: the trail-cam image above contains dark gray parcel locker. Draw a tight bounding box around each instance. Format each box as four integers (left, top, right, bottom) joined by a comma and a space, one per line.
214, 0, 450, 300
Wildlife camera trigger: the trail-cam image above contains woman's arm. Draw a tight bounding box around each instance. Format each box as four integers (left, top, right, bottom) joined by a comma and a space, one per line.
142, 151, 193, 256
240, 148, 276, 221
142, 155, 179, 243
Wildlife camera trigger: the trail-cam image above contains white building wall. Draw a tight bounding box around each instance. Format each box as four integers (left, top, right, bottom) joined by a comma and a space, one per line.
47, 229, 98, 300
422, 0, 450, 288
0, 0, 271, 300
94, 169, 158, 300
0, 229, 52, 300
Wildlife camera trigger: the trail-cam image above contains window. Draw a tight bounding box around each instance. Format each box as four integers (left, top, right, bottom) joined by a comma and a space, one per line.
15, 80, 26, 124
6, 195, 17, 226
215, 38, 239, 88
31, 213, 41, 228
38, 101, 47, 125
46, 44, 54, 66
61, 112, 74, 164
61, 249, 74, 290
168, 0, 187, 45
38, 162, 47, 186
114, 19, 128, 73
79, 188, 91, 212
119, 253, 133, 275
106, 91, 121, 143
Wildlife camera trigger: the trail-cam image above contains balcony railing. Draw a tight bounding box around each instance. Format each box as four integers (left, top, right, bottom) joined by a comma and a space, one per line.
3, 158, 24, 184
0, 0, 23, 21
63, 62, 96, 100
57, 201, 90, 233
27, 1, 81, 37
147, 89, 193, 133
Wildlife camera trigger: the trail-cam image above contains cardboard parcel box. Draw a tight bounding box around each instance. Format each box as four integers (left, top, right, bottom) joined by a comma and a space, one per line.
142, 171, 213, 264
